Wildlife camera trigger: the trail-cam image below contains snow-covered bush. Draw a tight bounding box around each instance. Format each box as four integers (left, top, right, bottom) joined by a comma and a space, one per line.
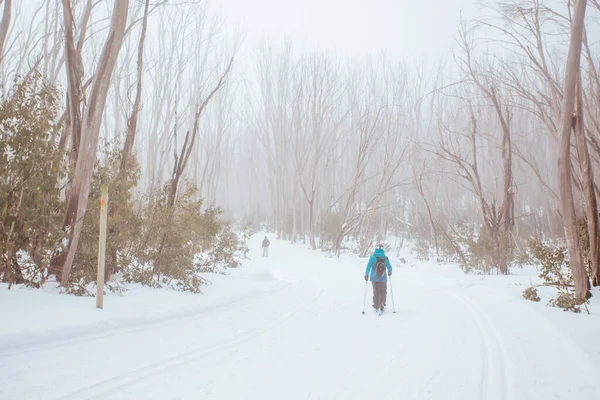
0, 74, 65, 288
522, 286, 540, 302
131, 182, 239, 292
525, 237, 590, 313
67, 147, 239, 294
73, 143, 141, 287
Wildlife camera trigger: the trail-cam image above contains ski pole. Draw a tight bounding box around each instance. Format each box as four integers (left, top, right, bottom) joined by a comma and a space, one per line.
388, 275, 397, 313
361, 280, 368, 314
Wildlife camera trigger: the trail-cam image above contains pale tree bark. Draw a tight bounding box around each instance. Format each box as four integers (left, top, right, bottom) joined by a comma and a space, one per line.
0, 0, 12, 66
412, 155, 439, 255
94, 0, 150, 282
581, 27, 600, 286
557, 0, 590, 299
120, 0, 150, 174
60, 0, 130, 286
574, 69, 600, 287
60, 0, 84, 171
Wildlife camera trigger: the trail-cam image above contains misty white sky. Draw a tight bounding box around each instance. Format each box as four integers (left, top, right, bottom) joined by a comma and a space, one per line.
216, 0, 480, 62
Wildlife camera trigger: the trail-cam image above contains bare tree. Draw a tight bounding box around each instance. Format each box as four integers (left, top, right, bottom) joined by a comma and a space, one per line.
297, 53, 346, 249
144, 6, 191, 194
435, 22, 516, 274
580, 24, 600, 287
574, 69, 600, 287
253, 40, 296, 238
58, 0, 130, 285
557, 0, 590, 299
153, 56, 234, 279
60, 0, 84, 170
120, 0, 149, 175
412, 152, 439, 255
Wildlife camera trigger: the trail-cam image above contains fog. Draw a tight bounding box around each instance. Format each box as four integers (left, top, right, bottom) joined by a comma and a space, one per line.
6, 0, 600, 255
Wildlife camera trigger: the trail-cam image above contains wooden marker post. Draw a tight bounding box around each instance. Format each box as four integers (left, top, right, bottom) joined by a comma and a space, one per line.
96, 184, 109, 309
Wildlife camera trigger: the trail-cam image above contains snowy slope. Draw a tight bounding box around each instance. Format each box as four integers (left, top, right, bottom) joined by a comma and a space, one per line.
1, 235, 599, 400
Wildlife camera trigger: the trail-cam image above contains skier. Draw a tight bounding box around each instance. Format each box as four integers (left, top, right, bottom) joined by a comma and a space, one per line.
364, 244, 392, 314
262, 236, 270, 257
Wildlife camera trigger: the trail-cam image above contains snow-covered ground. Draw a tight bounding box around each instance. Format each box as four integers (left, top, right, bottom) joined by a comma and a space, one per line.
1, 234, 599, 400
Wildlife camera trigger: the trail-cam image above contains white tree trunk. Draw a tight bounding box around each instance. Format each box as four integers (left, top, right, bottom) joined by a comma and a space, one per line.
60, 0, 130, 285
557, 0, 590, 299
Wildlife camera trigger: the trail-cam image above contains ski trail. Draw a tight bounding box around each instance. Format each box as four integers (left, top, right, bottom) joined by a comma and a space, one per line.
0, 282, 290, 358
403, 270, 512, 400
5, 235, 596, 400
445, 289, 512, 400
54, 282, 326, 400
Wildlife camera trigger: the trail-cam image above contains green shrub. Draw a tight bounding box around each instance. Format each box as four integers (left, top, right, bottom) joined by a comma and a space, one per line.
527, 237, 590, 314
69, 149, 240, 295
522, 286, 540, 302
131, 182, 239, 293
73, 143, 141, 286
0, 73, 65, 287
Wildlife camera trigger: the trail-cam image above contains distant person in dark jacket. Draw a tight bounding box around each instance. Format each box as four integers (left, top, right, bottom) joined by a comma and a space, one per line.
364, 245, 392, 313
262, 236, 270, 257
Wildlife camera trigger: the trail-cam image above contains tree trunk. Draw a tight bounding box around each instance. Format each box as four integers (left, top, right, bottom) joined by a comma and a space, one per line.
499, 105, 514, 276
61, 0, 84, 173
0, 0, 12, 66
414, 164, 439, 255
308, 198, 316, 250
574, 70, 600, 286
291, 187, 298, 243
121, 0, 149, 174
334, 227, 346, 257
101, 0, 150, 282
557, 0, 590, 299
60, 0, 130, 286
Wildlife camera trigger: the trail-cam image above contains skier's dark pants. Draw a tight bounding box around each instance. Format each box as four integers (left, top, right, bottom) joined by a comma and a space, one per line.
372, 281, 387, 309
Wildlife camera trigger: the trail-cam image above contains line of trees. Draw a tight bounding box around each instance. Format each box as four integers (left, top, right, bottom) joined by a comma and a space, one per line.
235, 0, 600, 303
1, 0, 599, 304
0, 0, 239, 293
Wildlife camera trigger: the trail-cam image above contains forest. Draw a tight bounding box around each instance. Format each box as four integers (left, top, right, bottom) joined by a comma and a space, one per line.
1, 0, 599, 312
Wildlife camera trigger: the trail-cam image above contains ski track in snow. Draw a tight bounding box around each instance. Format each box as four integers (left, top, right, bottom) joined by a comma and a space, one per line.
0, 282, 291, 358
55, 281, 327, 400
406, 271, 511, 400
2, 236, 599, 399
445, 290, 509, 400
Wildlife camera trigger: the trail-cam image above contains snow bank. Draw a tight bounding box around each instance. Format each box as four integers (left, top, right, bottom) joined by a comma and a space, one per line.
341, 240, 600, 373
0, 243, 289, 353
2, 234, 600, 399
